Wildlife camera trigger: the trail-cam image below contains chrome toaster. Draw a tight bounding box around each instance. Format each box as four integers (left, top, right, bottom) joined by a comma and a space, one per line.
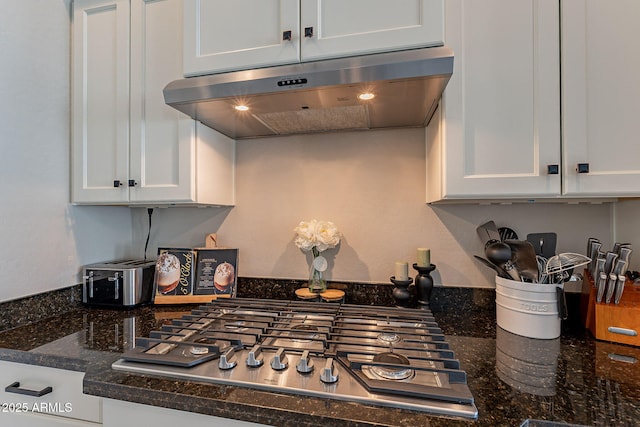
82, 259, 156, 308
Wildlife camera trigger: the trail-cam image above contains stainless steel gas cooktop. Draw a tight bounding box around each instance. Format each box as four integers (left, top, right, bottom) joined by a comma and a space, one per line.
112, 298, 477, 419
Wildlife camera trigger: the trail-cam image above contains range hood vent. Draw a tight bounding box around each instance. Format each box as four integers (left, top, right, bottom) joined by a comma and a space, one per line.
163, 46, 453, 140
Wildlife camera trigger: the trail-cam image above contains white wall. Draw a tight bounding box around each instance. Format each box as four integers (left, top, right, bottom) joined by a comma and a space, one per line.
614, 200, 640, 271
0, 0, 134, 302
133, 128, 613, 288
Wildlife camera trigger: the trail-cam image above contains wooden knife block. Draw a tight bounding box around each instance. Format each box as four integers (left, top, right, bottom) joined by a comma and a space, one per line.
582, 270, 640, 347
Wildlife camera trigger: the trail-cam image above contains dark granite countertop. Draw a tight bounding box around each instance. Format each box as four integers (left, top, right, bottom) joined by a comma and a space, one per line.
1, 284, 639, 427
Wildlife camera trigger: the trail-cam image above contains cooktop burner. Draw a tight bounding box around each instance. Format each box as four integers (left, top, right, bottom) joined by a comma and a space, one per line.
112, 298, 477, 419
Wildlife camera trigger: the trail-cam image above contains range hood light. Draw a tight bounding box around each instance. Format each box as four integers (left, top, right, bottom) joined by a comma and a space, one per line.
358, 93, 375, 101
234, 105, 249, 111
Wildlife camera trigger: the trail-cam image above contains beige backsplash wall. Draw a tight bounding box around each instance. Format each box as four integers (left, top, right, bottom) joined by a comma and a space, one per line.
132, 127, 613, 288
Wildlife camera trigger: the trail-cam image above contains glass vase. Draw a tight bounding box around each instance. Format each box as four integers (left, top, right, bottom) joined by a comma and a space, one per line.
308, 248, 327, 293
308, 264, 326, 293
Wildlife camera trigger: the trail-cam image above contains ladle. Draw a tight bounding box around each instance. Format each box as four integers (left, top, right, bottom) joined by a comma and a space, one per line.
485, 241, 520, 281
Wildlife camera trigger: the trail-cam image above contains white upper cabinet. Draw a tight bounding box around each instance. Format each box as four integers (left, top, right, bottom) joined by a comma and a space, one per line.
426, 0, 560, 202
183, 0, 443, 76
72, 0, 235, 206
561, 0, 640, 196
183, 0, 300, 76
72, 0, 130, 204
300, 0, 443, 62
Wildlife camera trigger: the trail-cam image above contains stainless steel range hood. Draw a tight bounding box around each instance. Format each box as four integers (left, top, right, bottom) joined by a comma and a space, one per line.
163, 46, 453, 139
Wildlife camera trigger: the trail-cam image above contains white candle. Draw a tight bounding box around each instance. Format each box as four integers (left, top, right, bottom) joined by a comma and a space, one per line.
417, 248, 431, 267
395, 261, 409, 281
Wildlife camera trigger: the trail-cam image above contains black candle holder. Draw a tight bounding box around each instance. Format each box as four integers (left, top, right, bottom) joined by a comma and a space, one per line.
390, 276, 413, 308
412, 263, 436, 308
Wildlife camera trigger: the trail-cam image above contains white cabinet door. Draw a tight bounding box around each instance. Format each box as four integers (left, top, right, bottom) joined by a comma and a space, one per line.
72, 0, 130, 204
562, 0, 640, 196
301, 0, 443, 61
0, 361, 101, 424
103, 398, 270, 426
1, 412, 100, 427
129, 0, 196, 203
183, 0, 300, 76
426, 0, 560, 202
72, 0, 235, 206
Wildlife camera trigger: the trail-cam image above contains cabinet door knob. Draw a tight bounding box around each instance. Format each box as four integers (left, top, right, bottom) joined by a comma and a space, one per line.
577, 163, 590, 173
547, 164, 559, 175
128, 180, 138, 187
282, 30, 292, 41
304, 26, 314, 38
113, 180, 123, 188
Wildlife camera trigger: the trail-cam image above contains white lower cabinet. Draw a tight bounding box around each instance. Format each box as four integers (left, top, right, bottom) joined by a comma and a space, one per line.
0, 360, 101, 426
102, 398, 271, 427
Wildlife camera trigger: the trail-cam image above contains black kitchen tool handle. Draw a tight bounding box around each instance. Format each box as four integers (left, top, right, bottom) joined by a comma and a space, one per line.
556, 287, 568, 320
5, 381, 53, 397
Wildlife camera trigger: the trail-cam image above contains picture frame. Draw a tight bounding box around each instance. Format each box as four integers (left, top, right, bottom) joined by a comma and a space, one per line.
193, 248, 239, 298
152, 247, 238, 304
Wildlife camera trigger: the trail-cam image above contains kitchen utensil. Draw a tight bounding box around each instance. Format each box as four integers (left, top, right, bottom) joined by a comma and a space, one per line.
605, 273, 618, 303
614, 274, 626, 304
544, 253, 592, 283
594, 256, 606, 283
504, 239, 538, 282
473, 255, 511, 279
589, 241, 602, 275
536, 255, 549, 284
485, 241, 520, 281
587, 237, 599, 260
603, 251, 618, 276
476, 221, 502, 247
526, 233, 557, 259
618, 247, 633, 272
556, 286, 568, 320
498, 227, 518, 241
596, 273, 608, 303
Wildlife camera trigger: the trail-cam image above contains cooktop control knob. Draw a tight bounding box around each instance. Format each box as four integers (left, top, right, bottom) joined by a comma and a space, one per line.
320, 357, 339, 384
218, 347, 237, 370
296, 350, 314, 374
246, 344, 264, 367
270, 348, 288, 370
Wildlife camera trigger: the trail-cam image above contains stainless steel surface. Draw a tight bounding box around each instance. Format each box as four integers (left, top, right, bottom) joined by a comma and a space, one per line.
614, 274, 626, 304
596, 273, 608, 303
605, 273, 617, 304
112, 298, 477, 419
82, 259, 156, 308
163, 47, 453, 139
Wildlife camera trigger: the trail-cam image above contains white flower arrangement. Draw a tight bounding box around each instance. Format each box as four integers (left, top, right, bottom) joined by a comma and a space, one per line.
294, 219, 341, 255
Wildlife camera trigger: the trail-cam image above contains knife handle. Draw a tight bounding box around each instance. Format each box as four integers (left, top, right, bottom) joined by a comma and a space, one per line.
596, 273, 608, 303
614, 274, 626, 304
605, 273, 617, 304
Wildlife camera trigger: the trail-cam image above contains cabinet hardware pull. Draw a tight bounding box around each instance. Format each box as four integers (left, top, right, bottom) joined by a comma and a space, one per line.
547, 164, 559, 175
282, 30, 292, 41
304, 27, 313, 38
607, 326, 637, 336
128, 180, 137, 187
5, 382, 53, 397
577, 163, 590, 173
113, 180, 123, 188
